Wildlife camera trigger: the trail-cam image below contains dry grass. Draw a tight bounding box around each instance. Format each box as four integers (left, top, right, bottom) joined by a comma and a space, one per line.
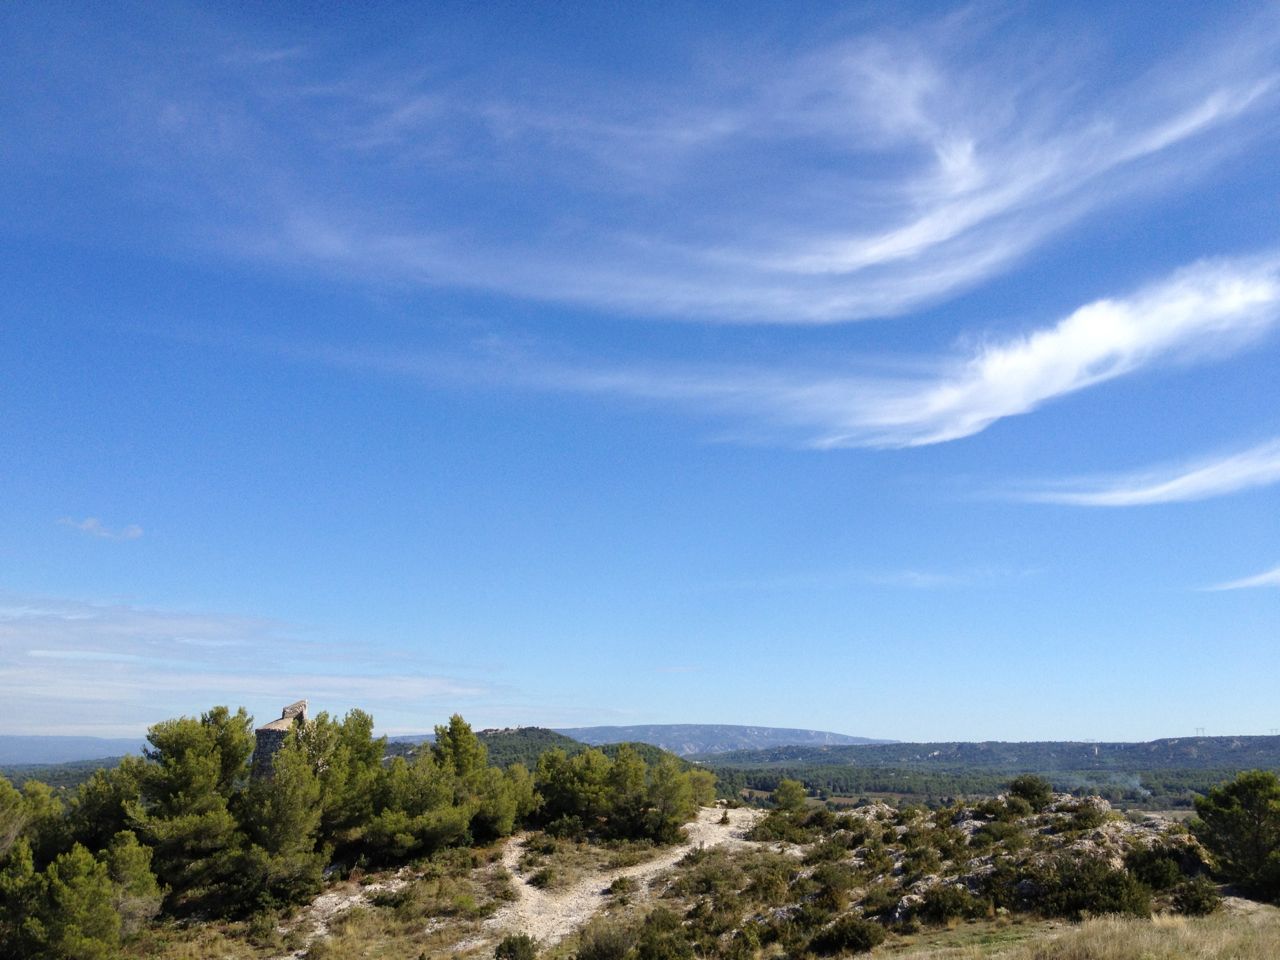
122, 919, 288, 960
303, 854, 513, 959
121, 848, 514, 960
516, 834, 660, 892
883, 911, 1280, 960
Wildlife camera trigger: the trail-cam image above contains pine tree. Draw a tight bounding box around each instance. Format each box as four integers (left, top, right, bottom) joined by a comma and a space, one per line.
0, 775, 26, 861
132, 712, 249, 912
105, 831, 163, 937
1192, 769, 1280, 899
0, 838, 45, 958
433, 714, 488, 782
39, 844, 122, 960
241, 738, 326, 906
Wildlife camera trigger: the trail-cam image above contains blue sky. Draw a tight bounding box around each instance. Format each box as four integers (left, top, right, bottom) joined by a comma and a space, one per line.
2, 1, 1278, 741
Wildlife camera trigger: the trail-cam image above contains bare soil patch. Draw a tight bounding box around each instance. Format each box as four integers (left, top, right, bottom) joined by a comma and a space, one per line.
485, 806, 764, 945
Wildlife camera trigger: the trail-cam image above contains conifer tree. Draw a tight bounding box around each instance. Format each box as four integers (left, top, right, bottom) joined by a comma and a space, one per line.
105, 830, 163, 937
646, 756, 696, 842
0, 775, 25, 861
37, 844, 122, 960
0, 838, 44, 957
241, 737, 326, 905
132, 712, 248, 912
433, 714, 488, 782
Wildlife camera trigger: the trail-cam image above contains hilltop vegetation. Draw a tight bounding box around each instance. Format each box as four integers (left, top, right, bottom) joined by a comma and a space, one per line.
708, 735, 1280, 770
480, 729, 586, 768
5, 712, 1280, 960
0, 758, 127, 791
542, 771, 1280, 959
387, 728, 695, 775
559, 724, 890, 756
0, 706, 713, 960
711, 735, 1280, 810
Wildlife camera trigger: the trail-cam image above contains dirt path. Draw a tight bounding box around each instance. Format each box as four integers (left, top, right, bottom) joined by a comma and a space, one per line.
484, 806, 763, 945
271, 869, 412, 960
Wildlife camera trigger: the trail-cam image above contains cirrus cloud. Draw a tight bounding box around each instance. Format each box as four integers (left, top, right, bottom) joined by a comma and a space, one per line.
470, 254, 1280, 448
1019, 438, 1280, 506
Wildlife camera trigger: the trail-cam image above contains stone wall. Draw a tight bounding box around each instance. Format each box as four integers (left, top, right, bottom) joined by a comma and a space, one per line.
251, 699, 309, 779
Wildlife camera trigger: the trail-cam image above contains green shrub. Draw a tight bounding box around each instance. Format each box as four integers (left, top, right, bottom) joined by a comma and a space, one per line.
1172, 876, 1221, 916
901, 845, 942, 883
744, 861, 790, 904
1029, 855, 1151, 920
808, 915, 886, 955
607, 874, 637, 896
747, 811, 817, 844
977, 796, 1029, 822
634, 907, 692, 960
772, 780, 807, 812
724, 926, 761, 960
790, 900, 835, 937
803, 837, 848, 865
971, 819, 1026, 849
669, 848, 741, 898
1003, 796, 1033, 817
546, 816, 587, 840
980, 855, 1023, 910
576, 919, 634, 960
1125, 845, 1184, 892
856, 837, 894, 875
919, 883, 985, 924
811, 862, 858, 911
804, 808, 837, 832
860, 881, 901, 918
496, 933, 539, 960
1008, 775, 1054, 812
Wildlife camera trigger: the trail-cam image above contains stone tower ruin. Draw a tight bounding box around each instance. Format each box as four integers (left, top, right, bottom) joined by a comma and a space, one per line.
251, 699, 308, 779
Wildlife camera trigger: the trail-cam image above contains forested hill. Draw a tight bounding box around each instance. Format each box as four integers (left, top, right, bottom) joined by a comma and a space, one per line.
392, 727, 689, 771
706, 735, 1280, 771
477, 727, 584, 767
556, 724, 891, 756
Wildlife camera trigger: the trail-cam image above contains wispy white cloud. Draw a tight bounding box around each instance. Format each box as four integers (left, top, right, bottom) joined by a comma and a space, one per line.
488, 254, 1280, 447
22, 6, 1280, 324
0, 592, 493, 736
1021, 438, 1280, 506
253, 39, 1277, 323
58, 516, 144, 540
1205, 565, 1280, 591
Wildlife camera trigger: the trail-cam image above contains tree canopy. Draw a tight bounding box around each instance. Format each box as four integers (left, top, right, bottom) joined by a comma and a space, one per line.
0, 702, 713, 958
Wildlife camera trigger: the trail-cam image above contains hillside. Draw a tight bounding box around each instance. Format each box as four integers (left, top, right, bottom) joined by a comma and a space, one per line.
556, 723, 891, 756
478, 727, 585, 767
387, 727, 688, 771
0, 757, 125, 789
708, 735, 1280, 809
706, 734, 1280, 771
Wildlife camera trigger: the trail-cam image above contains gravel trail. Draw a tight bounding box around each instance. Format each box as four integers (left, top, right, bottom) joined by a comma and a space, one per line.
484, 806, 763, 945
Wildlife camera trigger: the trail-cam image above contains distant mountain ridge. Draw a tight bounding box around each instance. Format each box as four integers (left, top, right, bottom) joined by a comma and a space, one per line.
0, 735, 145, 765
555, 724, 892, 757
707, 735, 1280, 771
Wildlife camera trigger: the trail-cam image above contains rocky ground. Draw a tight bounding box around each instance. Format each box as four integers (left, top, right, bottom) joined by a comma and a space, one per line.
483, 805, 764, 945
